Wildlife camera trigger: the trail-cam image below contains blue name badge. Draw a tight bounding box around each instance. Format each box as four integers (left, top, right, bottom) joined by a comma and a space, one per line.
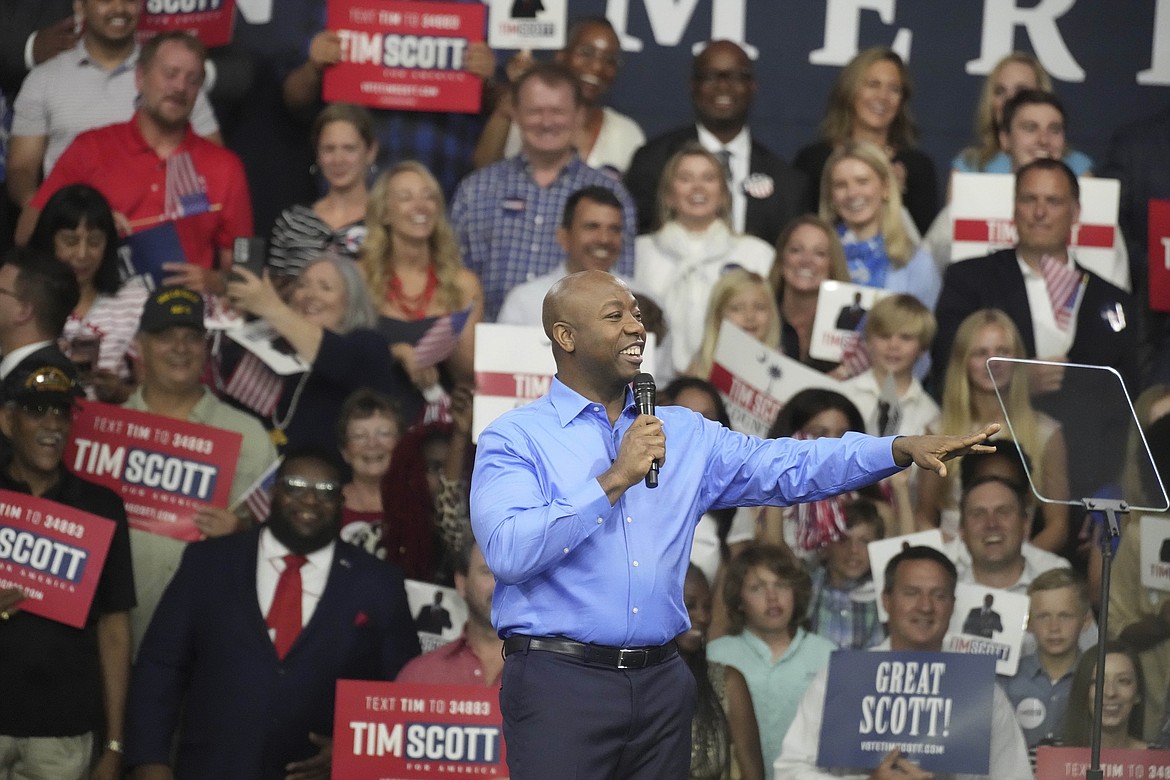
817, 650, 995, 774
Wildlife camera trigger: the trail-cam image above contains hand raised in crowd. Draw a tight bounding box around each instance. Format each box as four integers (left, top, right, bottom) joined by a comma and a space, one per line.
505, 49, 535, 82
193, 506, 250, 538
308, 31, 343, 72
869, 748, 933, 780
0, 587, 25, 620
449, 382, 475, 435
32, 16, 78, 65
389, 342, 440, 393
1028, 355, 1068, 395
598, 414, 665, 502
891, 423, 1001, 477
465, 42, 496, 80
285, 732, 332, 780
226, 267, 283, 319
162, 262, 225, 295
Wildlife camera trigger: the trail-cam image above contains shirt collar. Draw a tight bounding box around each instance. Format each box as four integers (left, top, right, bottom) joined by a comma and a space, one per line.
259, 526, 335, 571
515, 150, 582, 182
548, 376, 635, 428
695, 123, 751, 157
126, 111, 197, 157
76, 40, 139, 74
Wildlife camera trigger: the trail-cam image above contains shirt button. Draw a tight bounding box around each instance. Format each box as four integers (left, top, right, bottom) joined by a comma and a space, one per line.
597, 517, 603, 524
592, 406, 601, 412
563, 547, 569, 553
632, 607, 639, 614
534, 215, 543, 225
632, 561, 639, 567
626, 517, 632, 523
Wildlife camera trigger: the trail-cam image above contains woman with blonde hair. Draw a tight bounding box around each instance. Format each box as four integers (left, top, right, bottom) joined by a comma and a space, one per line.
688, 268, 781, 381
794, 46, 938, 234
915, 308, 1070, 551
818, 140, 939, 308
769, 215, 851, 372
360, 161, 483, 403
635, 143, 775, 376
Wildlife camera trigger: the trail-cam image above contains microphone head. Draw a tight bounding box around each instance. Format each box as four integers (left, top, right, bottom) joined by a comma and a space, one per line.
633, 372, 655, 402
633, 372, 655, 390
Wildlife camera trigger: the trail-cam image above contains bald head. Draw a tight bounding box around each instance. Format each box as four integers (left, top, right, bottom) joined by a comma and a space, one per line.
542, 270, 626, 338
691, 40, 755, 136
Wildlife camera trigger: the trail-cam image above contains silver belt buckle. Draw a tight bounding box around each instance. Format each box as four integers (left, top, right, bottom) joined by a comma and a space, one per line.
617, 648, 647, 669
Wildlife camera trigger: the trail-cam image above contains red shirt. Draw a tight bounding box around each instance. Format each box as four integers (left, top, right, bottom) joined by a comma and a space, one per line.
32, 113, 252, 270
394, 632, 502, 689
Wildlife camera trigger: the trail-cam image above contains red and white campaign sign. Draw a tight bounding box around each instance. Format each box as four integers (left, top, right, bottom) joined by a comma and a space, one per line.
323, 0, 486, 113
471, 322, 658, 443
709, 322, 841, 437
333, 680, 506, 778
65, 401, 242, 542
1036, 746, 1170, 779
1149, 199, 1170, 311
0, 489, 115, 628
139, 0, 237, 48
949, 172, 1129, 292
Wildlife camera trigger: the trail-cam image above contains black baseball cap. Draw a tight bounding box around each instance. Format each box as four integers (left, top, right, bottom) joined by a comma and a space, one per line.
139, 286, 205, 333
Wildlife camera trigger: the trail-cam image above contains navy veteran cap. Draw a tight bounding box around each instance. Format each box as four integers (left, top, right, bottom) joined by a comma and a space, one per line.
139, 286, 205, 333
2, 349, 83, 407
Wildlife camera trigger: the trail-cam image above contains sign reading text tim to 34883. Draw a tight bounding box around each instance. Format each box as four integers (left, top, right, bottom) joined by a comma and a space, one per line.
323, 0, 486, 113
64, 401, 242, 543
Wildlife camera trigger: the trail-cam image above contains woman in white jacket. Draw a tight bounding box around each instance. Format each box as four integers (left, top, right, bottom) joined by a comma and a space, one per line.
634, 143, 776, 376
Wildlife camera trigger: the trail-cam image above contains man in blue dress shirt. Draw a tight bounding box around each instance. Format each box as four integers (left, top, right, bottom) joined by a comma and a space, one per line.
470, 269, 998, 779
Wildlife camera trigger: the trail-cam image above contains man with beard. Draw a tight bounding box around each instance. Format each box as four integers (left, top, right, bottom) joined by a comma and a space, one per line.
125, 450, 420, 780
0, 350, 135, 780
624, 40, 805, 244
15, 31, 249, 293
7, 0, 220, 213
397, 541, 504, 688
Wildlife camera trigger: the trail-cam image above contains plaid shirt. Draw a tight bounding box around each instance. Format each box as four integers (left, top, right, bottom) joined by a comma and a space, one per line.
450, 153, 637, 320
807, 567, 885, 650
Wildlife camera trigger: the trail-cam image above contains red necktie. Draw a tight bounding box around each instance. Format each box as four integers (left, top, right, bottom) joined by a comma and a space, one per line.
267, 554, 307, 659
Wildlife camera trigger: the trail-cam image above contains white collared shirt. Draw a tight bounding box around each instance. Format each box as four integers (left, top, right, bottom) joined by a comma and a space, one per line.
1016, 252, 1078, 359
696, 124, 752, 235
256, 527, 335, 634
0, 340, 53, 380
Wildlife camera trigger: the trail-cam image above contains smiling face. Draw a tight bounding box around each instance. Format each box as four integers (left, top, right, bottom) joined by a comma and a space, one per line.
1089, 653, 1142, 739
882, 558, 955, 651
558, 21, 621, 106
780, 223, 834, 295
291, 261, 348, 332
966, 323, 1018, 394
54, 219, 107, 291
739, 564, 796, 639
721, 283, 773, 341
80, 0, 139, 48
558, 198, 624, 274
317, 119, 375, 193
341, 412, 399, 483
268, 457, 343, 555
852, 58, 903, 139
1, 402, 72, 486
515, 77, 582, 159
829, 156, 887, 238
1001, 103, 1067, 171
549, 271, 646, 393
136, 39, 204, 131
667, 153, 725, 229
960, 480, 1028, 575
383, 169, 440, 245
138, 326, 206, 395
691, 41, 755, 133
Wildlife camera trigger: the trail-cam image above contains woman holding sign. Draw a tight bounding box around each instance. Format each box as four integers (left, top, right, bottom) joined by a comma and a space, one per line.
687, 268, 782, 381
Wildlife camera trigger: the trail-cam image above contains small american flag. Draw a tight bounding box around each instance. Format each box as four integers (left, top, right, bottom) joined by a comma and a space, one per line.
233, 457, 283, 523
164, 151, 210, 219
1040, 254, 1085, 331
224, 352, 284, 416
414, 305, 473, 369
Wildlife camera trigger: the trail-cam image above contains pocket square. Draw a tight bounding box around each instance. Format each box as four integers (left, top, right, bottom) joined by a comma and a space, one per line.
353, 610, 369, 627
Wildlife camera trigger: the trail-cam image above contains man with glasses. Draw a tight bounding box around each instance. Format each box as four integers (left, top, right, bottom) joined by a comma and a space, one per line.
0, 350, 135, 780
125, 450, 419, 780
625, 39, 806, 244
123, 286, 276, 651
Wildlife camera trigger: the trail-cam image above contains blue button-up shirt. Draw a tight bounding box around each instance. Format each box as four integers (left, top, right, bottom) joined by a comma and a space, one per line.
449, 154, 637, 320
470, 378, 901, 647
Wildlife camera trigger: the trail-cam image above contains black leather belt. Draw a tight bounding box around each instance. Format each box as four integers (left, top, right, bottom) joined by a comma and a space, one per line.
503, 635, 678, 669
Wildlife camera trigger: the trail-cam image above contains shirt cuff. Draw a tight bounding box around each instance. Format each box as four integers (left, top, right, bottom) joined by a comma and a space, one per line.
24, 32, 37, 71
566, 477, 613, 530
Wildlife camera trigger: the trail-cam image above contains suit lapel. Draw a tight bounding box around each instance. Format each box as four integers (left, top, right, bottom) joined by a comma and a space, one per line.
232, 527, 277, 654
996, 252, 1039, 356
285, 543, 353, 657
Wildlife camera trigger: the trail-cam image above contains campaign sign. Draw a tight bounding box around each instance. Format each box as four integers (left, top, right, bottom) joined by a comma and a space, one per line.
405, 578, 467, 653
333, 680, 507, 778
1149, 199, 1170, 312
1140, 514, 1170, 591
818, 650, 995, 774
809, 281, 891, 363
950, 172, 1129, 293
139, 0, 236, 47
1035, 746, 1170, 780
709, 321, 841, 436
943, 582, 1029, 676
0, 489, 115, 628
323, 0, 486, 113
471, 322, 657, 442
65, 401, 243, 542
228, 320, 310, 376
487, 0, 566, 50
868, 530, 949, 622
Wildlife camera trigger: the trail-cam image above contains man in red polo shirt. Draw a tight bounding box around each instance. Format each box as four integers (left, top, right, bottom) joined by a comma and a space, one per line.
15, 31, 251, 294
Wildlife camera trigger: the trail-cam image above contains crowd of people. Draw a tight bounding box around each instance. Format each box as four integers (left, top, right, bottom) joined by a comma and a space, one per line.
0, 4, 1169, 778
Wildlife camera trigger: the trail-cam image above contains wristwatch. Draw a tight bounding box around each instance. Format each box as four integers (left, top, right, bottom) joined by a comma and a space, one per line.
105, 739, 124, 754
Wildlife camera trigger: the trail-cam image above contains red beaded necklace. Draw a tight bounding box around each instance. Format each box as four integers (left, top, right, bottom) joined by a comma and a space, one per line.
385, 266, 439, 320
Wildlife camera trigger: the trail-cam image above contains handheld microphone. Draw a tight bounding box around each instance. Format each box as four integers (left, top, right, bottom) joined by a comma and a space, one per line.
633, 372, 659, 489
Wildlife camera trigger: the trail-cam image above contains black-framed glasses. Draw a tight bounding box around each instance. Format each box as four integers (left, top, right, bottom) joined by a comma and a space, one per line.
694, 69, 753, 85
278, 476, 342, 500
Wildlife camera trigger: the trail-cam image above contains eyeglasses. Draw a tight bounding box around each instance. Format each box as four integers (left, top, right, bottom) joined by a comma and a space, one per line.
570, 45, 622, 68
15, 402, 73, 420
278, 476, 342, 500
694, 69, 753, 85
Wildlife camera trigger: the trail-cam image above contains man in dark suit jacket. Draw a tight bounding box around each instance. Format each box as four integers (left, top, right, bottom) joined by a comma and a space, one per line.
623, 40, 805, 245
125, 451, 420, 780
963, 594, 1004, 638
933, 159, 1136, 525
